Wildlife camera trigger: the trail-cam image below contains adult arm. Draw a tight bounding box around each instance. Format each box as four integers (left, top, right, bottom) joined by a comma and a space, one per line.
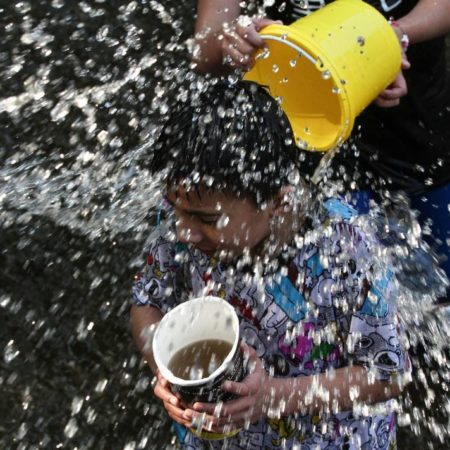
375, 0, 450, 107
194, 0, 240, 74
396, 0, 450, 43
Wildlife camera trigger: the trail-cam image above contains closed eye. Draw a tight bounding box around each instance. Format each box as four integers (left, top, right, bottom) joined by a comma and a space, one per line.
198, 215, 220, 226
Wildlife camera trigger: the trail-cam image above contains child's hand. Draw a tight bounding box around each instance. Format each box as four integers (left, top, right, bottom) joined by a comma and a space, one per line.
190, 344, 274, 432
153, 371, 192, 428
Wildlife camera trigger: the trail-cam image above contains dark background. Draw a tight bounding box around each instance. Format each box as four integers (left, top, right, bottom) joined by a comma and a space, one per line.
1, 1, 449, 448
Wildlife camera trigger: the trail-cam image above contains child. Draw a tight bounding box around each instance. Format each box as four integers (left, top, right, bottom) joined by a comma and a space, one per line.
131, 80, 410, 449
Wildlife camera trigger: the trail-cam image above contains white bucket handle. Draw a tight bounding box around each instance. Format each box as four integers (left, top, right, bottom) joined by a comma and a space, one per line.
259, 35, 317, 65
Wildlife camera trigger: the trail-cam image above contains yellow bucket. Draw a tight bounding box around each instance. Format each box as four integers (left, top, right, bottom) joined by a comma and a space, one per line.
244, 0, 401, 151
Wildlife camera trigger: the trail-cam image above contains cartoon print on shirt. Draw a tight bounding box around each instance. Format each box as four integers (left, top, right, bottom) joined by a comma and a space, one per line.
241, 324, 267, 358
360, 270, 395, 318
265, 267, 308, 323
371, 414, 396, 450
133, 239, 178, 304
267, 417, 297, 446
229, 283, 264, 330
349, 315, 403, 375
340, 414, 373, 450
305, 415, 343, 449
278, 321, 342, 372
295, 245, 325, 297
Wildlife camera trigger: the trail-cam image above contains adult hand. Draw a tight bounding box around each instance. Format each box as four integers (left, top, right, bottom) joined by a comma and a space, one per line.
221, 16, 282, 70
374, 28, 411, 108
190, 343, 275, 433
153, 370, 192, 428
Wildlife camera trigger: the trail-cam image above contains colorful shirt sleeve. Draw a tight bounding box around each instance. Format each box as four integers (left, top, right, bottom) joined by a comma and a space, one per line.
131, 235, 180, 313
348, 268, 410, 381
323, 220, 409, 382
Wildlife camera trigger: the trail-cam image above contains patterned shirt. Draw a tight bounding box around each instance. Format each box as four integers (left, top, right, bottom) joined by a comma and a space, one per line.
132, 198, 409, 450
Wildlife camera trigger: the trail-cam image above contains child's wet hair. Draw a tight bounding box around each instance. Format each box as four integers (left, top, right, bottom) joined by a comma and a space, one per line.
150, 80, 305, 204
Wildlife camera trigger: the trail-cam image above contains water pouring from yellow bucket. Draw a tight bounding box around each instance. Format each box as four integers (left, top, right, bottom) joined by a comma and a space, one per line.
244, 0, 402, 152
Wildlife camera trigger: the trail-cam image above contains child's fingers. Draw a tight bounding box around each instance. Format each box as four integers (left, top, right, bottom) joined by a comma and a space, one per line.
165, 403, 192, 428
221, 380, 250, 397
240, 341, 257, 361
186, 410, 221, 430
153, 380, 180, 407
194, 395, 253, 418
191, 402, 216, 414
207, 401, 256, 430
214, 409, 256, 429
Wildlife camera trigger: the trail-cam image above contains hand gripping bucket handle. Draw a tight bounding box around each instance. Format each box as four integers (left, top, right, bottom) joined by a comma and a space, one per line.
244, 0, 402, 152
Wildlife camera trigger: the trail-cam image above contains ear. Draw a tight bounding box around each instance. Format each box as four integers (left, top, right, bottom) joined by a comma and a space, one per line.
268, 186, 294, 218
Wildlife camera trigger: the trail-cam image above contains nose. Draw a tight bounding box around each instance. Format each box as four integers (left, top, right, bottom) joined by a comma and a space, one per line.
176, 218, 203, 245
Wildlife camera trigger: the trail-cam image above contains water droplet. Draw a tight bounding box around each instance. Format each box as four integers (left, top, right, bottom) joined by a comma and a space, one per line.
332, 86, 341, 94
202, 113, 213, 124
97, 130, 110, 145
20, 33, 35, 45
16, 423, 28, 440
357, 36, 365, 46
71, 396, 84, 415
0, 295, 11, 308
4, 340, 19, 363
95, 378, 108, 393
217, 106, 226, 118
216, 215, 230, 229
272, 64, 279, 73
50, 101, 70, 122
51, 0, 65, 8
64, 418, 78, 438
256, 48, 270, 60
321, 70, 331, 80
289, 59, 297, 68
15, 2, 32, 14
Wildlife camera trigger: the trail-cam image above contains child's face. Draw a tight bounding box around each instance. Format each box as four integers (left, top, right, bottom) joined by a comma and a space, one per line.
166, 185, 272, 259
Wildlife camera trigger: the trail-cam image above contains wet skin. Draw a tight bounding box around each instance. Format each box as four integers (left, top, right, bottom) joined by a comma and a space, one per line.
166, 185, 274, 259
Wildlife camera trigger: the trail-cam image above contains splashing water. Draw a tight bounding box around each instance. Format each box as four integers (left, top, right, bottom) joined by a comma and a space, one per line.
1, 1, 449, 449
1, 1, 196, 448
